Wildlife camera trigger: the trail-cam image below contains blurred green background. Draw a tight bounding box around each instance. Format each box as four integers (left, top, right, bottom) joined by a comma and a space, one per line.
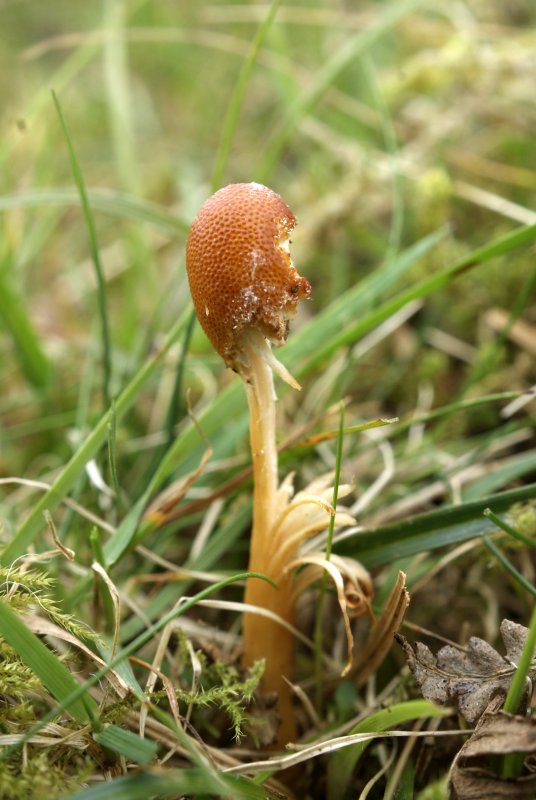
1, 0, 535, 487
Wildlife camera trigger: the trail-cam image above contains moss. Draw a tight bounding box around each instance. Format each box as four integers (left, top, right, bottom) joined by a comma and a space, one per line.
172, 643, 265, 742
0, 565, 98, 794
511, 503, 536, 539
0, 750, 92, 800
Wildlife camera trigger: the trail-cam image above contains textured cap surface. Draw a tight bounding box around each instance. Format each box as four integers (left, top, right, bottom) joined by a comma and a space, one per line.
186, 182, 310, 372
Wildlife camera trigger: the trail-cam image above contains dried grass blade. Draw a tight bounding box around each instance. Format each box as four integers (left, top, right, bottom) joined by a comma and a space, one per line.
352, 571, 409, 686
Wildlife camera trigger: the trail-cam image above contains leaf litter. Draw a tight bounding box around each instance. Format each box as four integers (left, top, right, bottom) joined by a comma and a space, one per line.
396, 619, 535, 724
449, 696, 536, 800
398, 620, 536, 799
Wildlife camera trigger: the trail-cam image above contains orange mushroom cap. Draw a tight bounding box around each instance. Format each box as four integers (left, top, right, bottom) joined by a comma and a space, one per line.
186, 182, 311, 374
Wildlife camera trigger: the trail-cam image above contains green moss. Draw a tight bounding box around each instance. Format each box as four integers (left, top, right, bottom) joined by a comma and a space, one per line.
0, 565, 99, 789
0, 750, 92, 800
0, 566, 96, 643
511, 503, 536, 539
172, 641, 265, 742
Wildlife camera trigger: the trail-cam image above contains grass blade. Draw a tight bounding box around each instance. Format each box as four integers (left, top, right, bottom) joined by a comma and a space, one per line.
0, 600, 98, 723
0, 309, 190, 566
94, 724, 157, 766
0, 188, 189, 235
255, 0, 422, 182
314, 403, 345, 706
338, 482, 536, 567
327, 699, 448, 799
67, 768, 272, 800
211, 0, 283, 191
0, 570, 270, 763
463, 451, 536, 500
483, 536, 536, 598
389, 391, 524, 439
52, 91, 112, 409
302, 220, 536, 373
0, 265, 50, 387
502, 605, 536, 778
483, 508, 536, 549
103, 0, 140, 195
287, 227, 447, 372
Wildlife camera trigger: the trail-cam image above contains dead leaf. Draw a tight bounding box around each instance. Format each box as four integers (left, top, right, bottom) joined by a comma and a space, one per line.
144, 440, 212, 528
352, 571, 409, 686
485, 307, 536, 357
397, 619, 535, 724
449, 696, 536, 799
287, 552, 371, 676
246, 691, 281, 748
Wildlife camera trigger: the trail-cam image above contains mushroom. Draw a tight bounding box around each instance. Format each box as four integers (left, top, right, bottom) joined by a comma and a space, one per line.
186, 182, 310, 380
186, 183, 364, 743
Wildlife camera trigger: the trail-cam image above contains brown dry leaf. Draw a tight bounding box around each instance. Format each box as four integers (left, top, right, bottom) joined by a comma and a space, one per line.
352, 570, 409, 686
450, 696, 536, 799
397, 619, 535, 724
287, 552, 371, 676
485, 307, 536, 356
144, 440, 213, 528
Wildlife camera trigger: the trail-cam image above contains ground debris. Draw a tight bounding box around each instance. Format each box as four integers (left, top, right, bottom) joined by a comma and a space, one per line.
449, 696, 536, 799
396, 619, 535, 723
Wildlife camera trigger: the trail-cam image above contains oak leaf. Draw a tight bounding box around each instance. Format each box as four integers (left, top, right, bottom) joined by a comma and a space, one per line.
396, 619, 535, 723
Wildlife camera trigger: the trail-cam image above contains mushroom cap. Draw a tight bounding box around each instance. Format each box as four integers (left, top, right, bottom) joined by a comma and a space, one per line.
186, 182, 311, 373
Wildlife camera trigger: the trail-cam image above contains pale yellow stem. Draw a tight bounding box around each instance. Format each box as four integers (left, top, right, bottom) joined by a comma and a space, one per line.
240, 332, 297, 743
243, 348, 277, 573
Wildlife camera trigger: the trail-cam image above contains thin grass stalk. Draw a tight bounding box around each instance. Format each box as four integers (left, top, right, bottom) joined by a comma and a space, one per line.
0, 571, 267, 764
52, 90, 112, 410
211, 0, 283, 192
255, 0, 422, 183
0, 309, 191, 566
483, 508, 536, 549
314, 402, 345, 710
482, 536, 536, 599
502, 604, 536, 778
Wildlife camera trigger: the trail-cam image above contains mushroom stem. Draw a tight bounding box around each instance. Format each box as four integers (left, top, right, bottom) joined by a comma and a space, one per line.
241, 332, 297, 742
243, 339, 278, 568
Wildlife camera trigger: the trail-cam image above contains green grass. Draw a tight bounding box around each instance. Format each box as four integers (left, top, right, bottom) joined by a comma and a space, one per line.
0, 1, 535, 798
